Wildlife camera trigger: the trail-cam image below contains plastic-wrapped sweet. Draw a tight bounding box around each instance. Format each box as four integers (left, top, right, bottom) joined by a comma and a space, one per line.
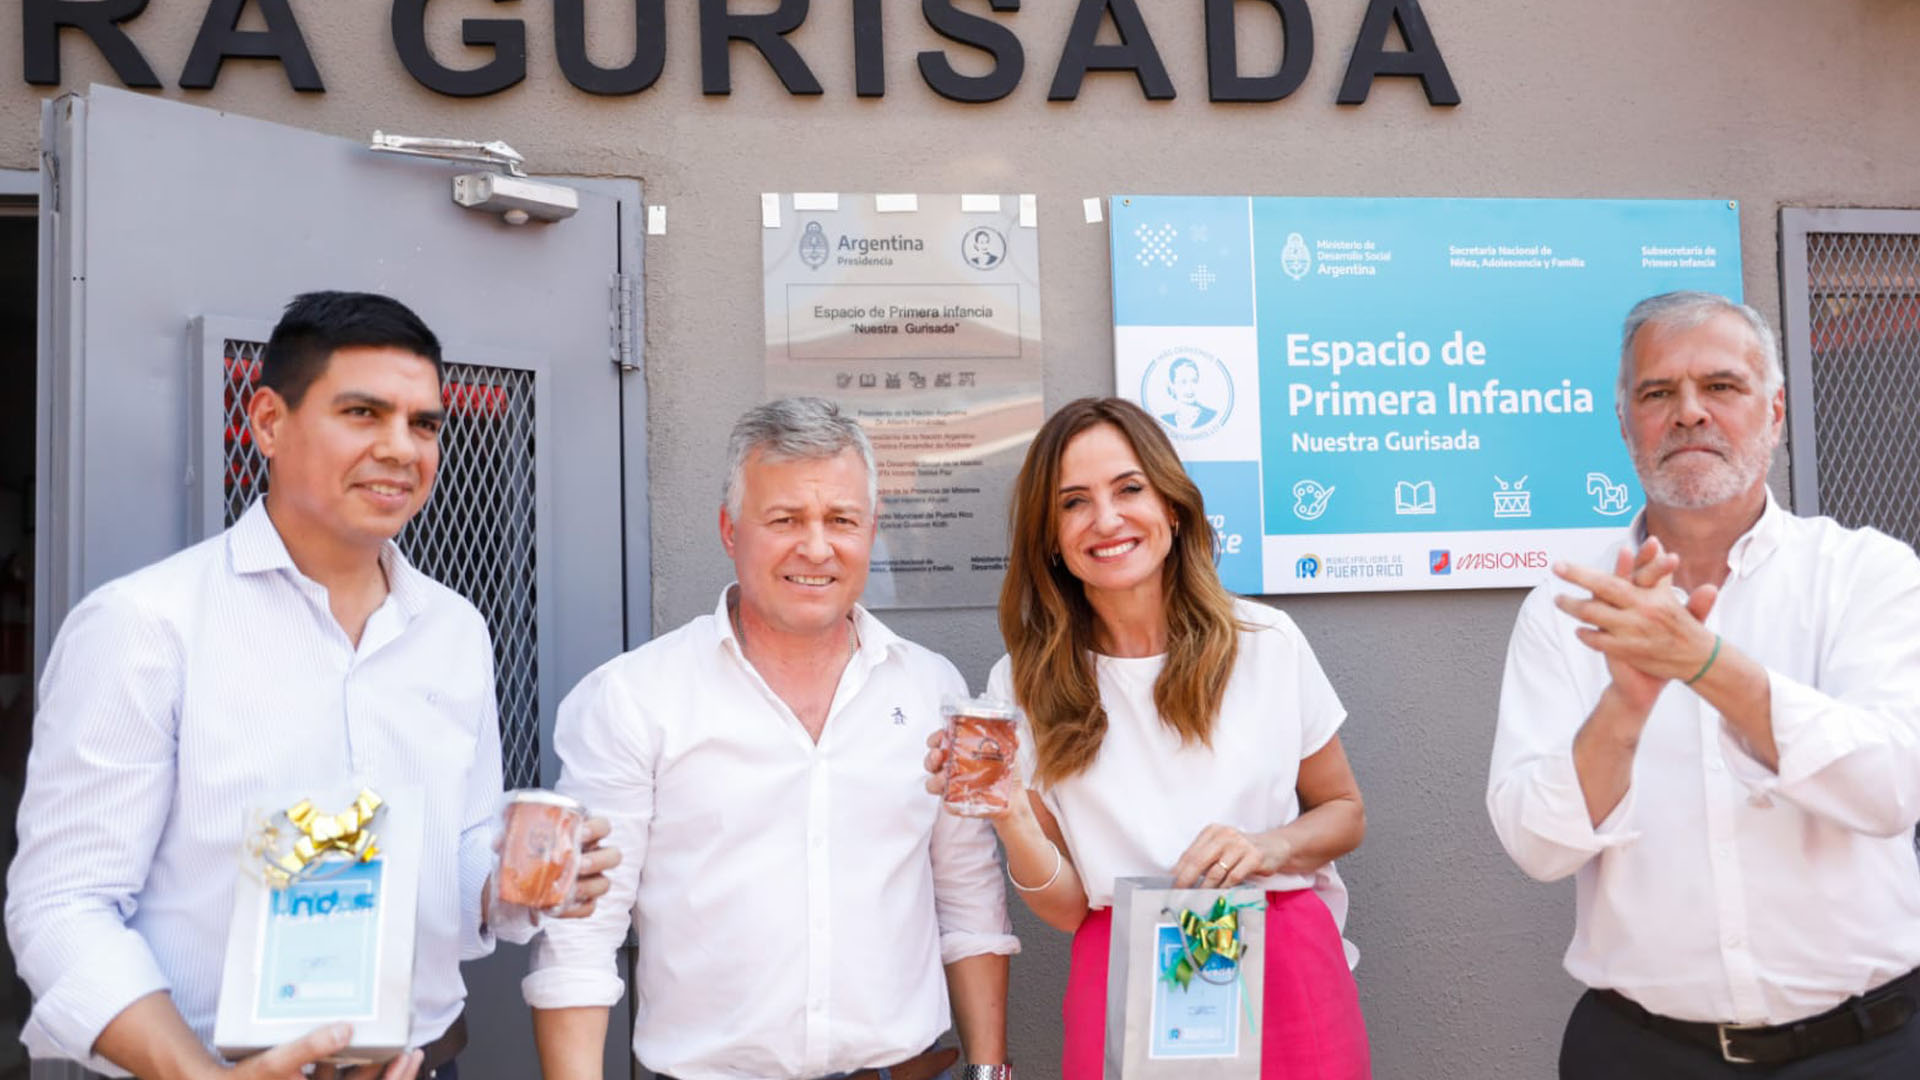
942, 698, 1020, 817
495, 790, 586, 911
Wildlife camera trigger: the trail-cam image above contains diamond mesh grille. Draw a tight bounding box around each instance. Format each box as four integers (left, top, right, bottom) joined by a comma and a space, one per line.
221, 341, 270, 523
1803, 233, 1920, 551
220, 342, 540, 787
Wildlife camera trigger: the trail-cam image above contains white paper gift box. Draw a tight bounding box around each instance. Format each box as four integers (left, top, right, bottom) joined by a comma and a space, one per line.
214, 782, 422, 1065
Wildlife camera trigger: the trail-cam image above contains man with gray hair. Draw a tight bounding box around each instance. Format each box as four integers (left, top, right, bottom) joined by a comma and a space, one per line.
1489, 291, 1920, 1076
526, 397, 1020, 1080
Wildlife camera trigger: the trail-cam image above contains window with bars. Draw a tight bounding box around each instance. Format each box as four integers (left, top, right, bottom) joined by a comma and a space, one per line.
1781, 211, 1920, 552
219, 339, 542, 787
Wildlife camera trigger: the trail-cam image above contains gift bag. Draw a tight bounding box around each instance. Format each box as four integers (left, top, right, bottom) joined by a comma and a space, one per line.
1106, 876, 1265, 1080
214, 782, 423, 1065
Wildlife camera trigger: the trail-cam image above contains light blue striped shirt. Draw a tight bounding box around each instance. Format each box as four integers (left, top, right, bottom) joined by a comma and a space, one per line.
6, 500, 502, 1073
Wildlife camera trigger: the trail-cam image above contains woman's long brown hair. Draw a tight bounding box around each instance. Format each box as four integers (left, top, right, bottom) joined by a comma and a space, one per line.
999, 397, 1243, 785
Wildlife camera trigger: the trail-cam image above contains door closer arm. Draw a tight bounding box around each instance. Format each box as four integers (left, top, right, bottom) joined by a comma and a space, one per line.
369, 131, 578, 225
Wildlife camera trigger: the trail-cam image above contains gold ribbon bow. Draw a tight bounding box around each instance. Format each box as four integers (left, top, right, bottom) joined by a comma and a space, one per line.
1163, 896, 1250, 990
254, 788, 384, 888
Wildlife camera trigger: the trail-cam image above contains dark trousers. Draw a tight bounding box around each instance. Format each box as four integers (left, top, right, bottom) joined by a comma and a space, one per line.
1560, 989, 1920, 1079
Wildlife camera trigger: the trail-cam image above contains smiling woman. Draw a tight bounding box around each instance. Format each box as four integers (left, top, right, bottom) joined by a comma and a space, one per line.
1003, 398, 1237, 771
959, 396, 1373, 1080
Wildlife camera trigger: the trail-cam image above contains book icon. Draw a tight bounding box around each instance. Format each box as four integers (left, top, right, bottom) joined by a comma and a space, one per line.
1394, 480, 1436, 515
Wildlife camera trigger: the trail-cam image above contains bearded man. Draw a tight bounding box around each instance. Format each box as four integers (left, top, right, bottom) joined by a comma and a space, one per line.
1487, 291, 1920, 1078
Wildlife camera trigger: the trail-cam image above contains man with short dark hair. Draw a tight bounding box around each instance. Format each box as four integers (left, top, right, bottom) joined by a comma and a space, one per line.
258, 289, 447, 400
1488, 291, 1920, 1077
5, 291, 614, 1080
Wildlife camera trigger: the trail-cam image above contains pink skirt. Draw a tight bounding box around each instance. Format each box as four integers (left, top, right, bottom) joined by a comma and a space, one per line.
1061, 888, 1372, 1079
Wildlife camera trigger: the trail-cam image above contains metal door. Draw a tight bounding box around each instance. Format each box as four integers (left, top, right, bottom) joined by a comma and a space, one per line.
1778, 208, 1920, 547
34, 86, 645, 1080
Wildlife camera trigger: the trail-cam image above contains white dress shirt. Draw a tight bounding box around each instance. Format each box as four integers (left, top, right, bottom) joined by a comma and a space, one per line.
5, 500, 504, 1073
994, 598, 1357, 965
1488, 494, 1920, 1024
523, 588, 1019, 1080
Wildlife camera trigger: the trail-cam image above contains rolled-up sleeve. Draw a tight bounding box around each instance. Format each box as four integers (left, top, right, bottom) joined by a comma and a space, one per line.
1719, 537, 1920, 837
523, 663, 654, 1008
927, 660, 1019, 965
1487, 589, 1641, 883
5, 589, 180, 1068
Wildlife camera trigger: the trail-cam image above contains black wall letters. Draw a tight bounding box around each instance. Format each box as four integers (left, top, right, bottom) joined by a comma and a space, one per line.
24, 0, 1458, 107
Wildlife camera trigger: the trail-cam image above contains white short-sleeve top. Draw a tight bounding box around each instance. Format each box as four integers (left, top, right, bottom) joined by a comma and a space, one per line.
990, 598, 1355, 954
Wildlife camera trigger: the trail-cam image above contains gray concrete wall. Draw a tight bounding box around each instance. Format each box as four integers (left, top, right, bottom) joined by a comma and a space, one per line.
6, 1, 1920, 1076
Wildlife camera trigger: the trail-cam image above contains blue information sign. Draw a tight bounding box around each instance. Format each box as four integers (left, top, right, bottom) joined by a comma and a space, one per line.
1111, 196, 1744, 592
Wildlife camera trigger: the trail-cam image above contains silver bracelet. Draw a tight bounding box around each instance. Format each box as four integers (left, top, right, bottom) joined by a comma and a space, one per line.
1008, 841, 1062, 893
960, 1065, 1014, 1080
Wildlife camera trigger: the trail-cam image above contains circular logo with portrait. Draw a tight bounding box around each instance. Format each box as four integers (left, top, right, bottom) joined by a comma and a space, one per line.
960, 225, 1006, 270
1141, 347, 1234, 440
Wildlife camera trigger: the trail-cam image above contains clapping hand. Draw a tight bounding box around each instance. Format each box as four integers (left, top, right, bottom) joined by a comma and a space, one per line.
1553, 538, 1718, 712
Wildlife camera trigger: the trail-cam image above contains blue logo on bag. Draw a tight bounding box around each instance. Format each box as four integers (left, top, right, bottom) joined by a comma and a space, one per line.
272, 884, 377, 919
258, 859, 384, 1022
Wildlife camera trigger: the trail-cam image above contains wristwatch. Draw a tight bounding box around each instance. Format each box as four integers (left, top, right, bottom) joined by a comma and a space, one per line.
959, 1066, 1013, 1080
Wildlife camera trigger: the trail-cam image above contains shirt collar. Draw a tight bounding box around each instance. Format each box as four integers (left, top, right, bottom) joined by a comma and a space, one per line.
228, 498, 432, 618
1625, 487, 1786, 581
712, 583, 904, 663
1727, 488, 1786, 579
